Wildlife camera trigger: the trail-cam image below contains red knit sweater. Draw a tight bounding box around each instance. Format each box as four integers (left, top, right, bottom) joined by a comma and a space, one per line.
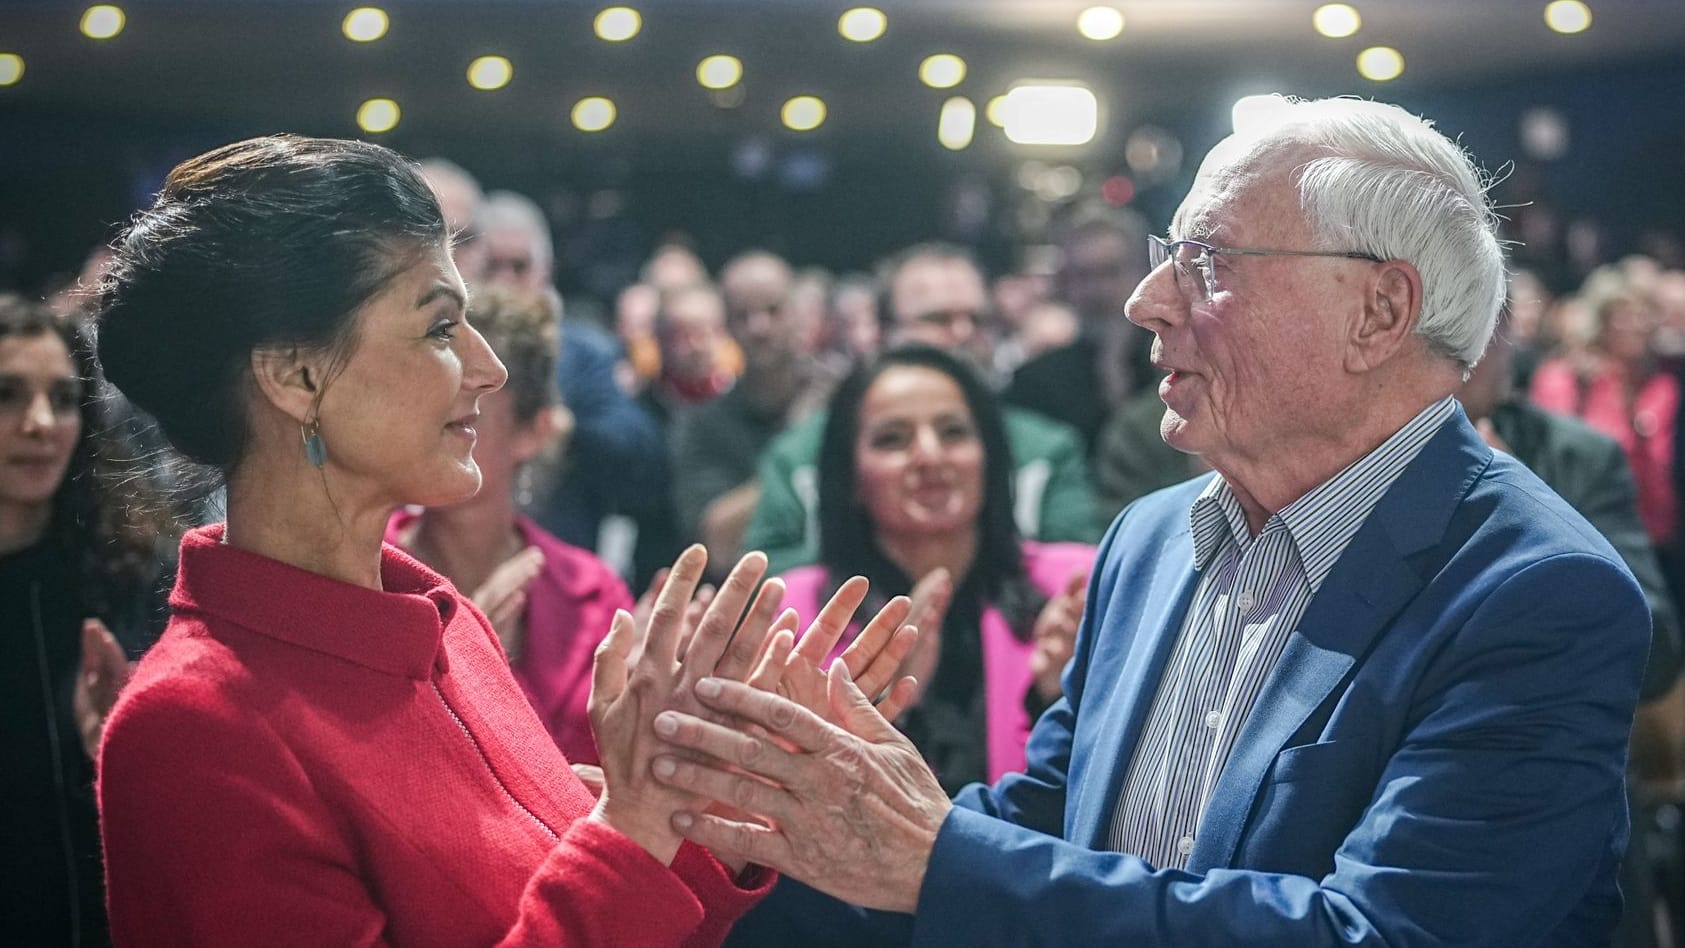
98, 525, 770, 946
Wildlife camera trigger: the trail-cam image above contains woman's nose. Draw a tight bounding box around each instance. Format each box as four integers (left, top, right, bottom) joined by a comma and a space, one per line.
21, 391, 59, 434
463, 325, 509, 393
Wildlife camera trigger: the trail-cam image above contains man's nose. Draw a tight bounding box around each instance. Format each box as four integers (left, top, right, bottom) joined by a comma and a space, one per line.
1124, 264, 1183, 332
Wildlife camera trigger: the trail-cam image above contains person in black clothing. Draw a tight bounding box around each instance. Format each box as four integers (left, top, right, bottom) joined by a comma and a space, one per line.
0, 295, 171, 947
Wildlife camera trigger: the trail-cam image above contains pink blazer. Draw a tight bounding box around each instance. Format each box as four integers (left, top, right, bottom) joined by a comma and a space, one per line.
777, 541, 1097, 784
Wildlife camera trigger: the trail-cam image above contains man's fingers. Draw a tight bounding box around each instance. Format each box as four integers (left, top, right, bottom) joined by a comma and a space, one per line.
681, 678, 837, 754
670, 811, 794, 877
686, 552, 770, 673
792, 575, 869, 667
827, 661, 902, 742
652, 753, 798, 823
653, 708, 810, 787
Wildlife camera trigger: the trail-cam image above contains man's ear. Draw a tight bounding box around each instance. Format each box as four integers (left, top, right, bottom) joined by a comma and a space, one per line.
250, 346, 324, 424
1346, 259, 1424, 373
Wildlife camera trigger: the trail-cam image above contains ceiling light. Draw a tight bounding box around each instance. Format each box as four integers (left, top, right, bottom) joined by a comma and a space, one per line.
1003, 82, 1098, 147
919, 54, 966, 90
0, 54, 23, 86
1355, 46, 1404, 81
572, 96, 617, 131
342, 7, 388, 42
467, 56, 512, 91
1077, 7, 1125, 41
696, 54, 742, 90
1312, 4, 1361, 38
1544, 0, 1592, 34
594, 7, 641, 42
80, 5, 125, 40
938, 97, 976, 150
838, 7, 887, 43
356, 98, 400, 134
782, 96, 827, 132
985, 95, 1008, 127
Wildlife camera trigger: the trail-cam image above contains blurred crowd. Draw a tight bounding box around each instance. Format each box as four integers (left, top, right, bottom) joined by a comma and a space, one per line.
7, 148, 1685, 945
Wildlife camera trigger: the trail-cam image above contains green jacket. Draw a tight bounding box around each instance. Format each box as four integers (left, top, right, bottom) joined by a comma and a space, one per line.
744, 407, 1101, 575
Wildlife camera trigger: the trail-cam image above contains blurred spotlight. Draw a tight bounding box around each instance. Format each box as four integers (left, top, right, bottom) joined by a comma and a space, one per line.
1077, 7, 1125, 41
1520, 107, 1570, 160
782, 95, 827, 131
468, 55, 513, 91
80, 5, 125, 40
1544, 0, 1592, 33
573, 96, 617, 131
1312, 4, 1361, 38
696, 54, 743, 90
1356, 46, 1404, 81
594, 7, 641, 42
1231, 93, 1292, 134
1036, 165, 1084, 202
838, 7, 887, 43
780, 151, 832, 191
985, 95, 1007, 127
1124, 126, 1183, 183
1003, 83, 1098, 147
357, 98, 400, 134
938, 97, 976, 150
1016, 161, 1049, 192
0, 54, 23, 86
342, 7, 388, 43
919, 54, 966, 90
1101, 174, 1136, 206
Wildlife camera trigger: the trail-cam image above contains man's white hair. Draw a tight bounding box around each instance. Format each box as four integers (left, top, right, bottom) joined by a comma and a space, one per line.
481, 190, 554, 270
1257, 97, 1507, 371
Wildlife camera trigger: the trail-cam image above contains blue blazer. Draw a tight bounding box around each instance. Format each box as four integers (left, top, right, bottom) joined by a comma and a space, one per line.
728, 409, 1650, 947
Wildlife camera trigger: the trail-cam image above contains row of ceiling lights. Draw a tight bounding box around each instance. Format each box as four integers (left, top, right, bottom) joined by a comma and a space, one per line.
0, 2, 1603, 127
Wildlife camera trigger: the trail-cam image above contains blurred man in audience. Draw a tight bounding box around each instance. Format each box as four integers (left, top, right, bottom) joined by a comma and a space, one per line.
1007, 204, 1154, 454
643, 282, 737, 426
663, 96, 1651, 947
417, 157, 487, 282
670, 250, 824, 577
478, 190, 668, 582
744, 242, 1100, 574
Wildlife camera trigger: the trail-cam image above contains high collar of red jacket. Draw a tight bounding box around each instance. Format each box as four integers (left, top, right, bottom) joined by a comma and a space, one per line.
170, 523, 464, 681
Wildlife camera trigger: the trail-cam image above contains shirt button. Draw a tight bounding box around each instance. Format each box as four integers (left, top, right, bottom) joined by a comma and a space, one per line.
1236, 591, 1255, 612
1205, 710, 1223, 729
1177, 835, 1195, 855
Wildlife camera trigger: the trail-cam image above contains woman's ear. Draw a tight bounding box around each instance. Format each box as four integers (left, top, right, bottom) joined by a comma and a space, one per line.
250, 346, 323, 424
510, 404, 561, 465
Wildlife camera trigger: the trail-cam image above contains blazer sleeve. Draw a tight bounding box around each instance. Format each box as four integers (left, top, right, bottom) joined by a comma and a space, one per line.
911, 550, 1648, 947
99, 676, 733, 947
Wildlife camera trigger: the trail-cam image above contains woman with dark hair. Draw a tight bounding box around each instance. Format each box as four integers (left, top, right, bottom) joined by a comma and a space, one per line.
0, 295, 169, 946
781, 345, 1095, 792
91, 135, 796, 945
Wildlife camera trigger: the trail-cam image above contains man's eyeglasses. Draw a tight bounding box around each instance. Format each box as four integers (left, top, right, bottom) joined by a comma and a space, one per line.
1147, 235, 1383, 304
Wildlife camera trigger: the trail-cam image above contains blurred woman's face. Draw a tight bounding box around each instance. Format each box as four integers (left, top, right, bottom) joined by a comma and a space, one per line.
1599, 297, 1655, 366
312, 245, 508, 509
0, 332, 82, 513
853, 365, 984, 540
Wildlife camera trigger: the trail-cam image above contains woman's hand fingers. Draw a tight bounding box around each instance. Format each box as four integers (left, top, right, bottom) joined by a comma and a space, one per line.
839, 597, 912, 693
714, 578, 787, 682
790, 575, 869, 668
682, 552, 769, 677
645, 546, 710, 668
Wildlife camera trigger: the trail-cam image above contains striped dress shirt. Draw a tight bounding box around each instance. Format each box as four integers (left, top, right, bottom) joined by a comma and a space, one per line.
1107, 396, 1457, 868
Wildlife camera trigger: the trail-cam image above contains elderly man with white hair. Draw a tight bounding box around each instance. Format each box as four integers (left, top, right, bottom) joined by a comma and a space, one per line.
647, 97, 1652, 946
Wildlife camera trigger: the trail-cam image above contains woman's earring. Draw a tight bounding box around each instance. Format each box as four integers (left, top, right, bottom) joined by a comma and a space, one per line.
301, 420, 327, 468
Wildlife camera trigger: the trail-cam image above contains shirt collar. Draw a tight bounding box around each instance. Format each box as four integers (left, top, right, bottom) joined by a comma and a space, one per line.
169, 523, 457, 679
1189, 396, 1457, 591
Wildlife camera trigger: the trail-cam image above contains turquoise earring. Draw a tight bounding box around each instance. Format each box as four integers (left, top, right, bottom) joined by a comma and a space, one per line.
301, 420, 327, 468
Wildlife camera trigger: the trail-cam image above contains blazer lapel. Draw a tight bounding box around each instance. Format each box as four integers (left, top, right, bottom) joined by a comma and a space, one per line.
1188, 410, 1492, 870
1072, 525, 1203, 848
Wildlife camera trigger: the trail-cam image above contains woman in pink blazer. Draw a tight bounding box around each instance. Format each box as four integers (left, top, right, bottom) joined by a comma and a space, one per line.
777, 345, 1096, 791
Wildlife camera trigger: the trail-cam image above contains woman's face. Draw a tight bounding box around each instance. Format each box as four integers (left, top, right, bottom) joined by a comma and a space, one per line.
853, 365, 985, 540
312, 245, 508, 509
0, 331, 82, 513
